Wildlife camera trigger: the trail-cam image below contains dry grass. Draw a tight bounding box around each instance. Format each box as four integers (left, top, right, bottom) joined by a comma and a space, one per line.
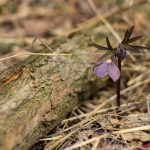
40, 49, 150, 150
41, 66, 150, 149
41, 0, 150, 148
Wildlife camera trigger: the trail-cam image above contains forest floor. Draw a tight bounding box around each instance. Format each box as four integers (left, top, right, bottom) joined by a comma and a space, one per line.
0, 0, 150, 150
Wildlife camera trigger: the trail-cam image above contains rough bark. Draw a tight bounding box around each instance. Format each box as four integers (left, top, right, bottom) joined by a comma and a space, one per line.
0, 23, 107, 150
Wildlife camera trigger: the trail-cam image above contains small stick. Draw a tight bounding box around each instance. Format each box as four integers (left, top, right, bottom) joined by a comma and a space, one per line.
0, 52, 72, 61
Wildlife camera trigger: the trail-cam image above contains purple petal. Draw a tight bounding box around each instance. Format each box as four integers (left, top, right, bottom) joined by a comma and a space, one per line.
107, 63, 120, 81
120, 49, 126, 59
115, 46, 126, 59
93, 62, 108, 78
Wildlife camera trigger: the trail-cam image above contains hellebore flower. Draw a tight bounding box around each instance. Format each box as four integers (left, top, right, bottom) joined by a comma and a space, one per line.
89, 25, 146, 107
89, 25, 146, 82
94, 60, 120, 82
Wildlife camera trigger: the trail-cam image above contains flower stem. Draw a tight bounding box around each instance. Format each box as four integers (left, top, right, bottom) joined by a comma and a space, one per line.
117, 58, 121, 107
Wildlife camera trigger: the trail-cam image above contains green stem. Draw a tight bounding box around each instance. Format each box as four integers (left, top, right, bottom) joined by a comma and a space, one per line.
116, 58, 121, 107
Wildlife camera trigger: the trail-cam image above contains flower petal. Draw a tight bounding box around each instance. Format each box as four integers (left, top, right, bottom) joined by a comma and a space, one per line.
115, 45, 126, 59
93, 62, 108, 78
107, 63, 120, 81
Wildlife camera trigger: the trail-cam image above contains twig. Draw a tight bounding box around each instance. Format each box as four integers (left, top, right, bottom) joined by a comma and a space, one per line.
63, 124, 150, 150
91, 137, 101, 150
0, 52, 107, 61
62, 102, 143, 123
0, 52, 72, 61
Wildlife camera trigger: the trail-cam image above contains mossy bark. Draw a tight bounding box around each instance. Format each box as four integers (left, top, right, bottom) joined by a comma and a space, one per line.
0, 22, 107, 150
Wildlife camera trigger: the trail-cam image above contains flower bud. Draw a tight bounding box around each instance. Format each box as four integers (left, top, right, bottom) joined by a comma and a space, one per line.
115, 45, 126, 59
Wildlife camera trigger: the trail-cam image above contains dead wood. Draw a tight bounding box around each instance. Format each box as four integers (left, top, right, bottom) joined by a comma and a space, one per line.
0, 23, 106, 150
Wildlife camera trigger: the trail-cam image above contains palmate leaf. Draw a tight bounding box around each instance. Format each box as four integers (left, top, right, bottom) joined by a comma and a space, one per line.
126, 25, 134, 42
96, 50, 112, 62
122, 29, 129, 44
122, 25, 134, 44
88, 43, 109, 50
127, 45, 146, 53
127, 46, 142, 53
128, 35, 143, 43
106, 37, 113, 50
129, 45, 146, 50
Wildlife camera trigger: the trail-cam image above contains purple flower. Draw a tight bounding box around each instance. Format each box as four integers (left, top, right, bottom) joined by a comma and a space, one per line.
115, 44, 126, 59
89, 25, 146, 107
94, 60, 120, 81
89, 25, 146, 82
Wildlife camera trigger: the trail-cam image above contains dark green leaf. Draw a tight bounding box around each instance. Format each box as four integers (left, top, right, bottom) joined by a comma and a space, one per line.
127, 46, 142, 53
122, 25, 134, 44
88, 43, 109, 50
127, 45, 146, 53
125, 25, 134, 43
122, 29, 129, 44
129, 35, 142, 43
96, 50, 112, 62
129, 45, 146, 49
106, 37, 113, 50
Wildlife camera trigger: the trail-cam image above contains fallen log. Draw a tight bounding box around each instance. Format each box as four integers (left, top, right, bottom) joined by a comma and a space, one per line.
0, 24, 106, 150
